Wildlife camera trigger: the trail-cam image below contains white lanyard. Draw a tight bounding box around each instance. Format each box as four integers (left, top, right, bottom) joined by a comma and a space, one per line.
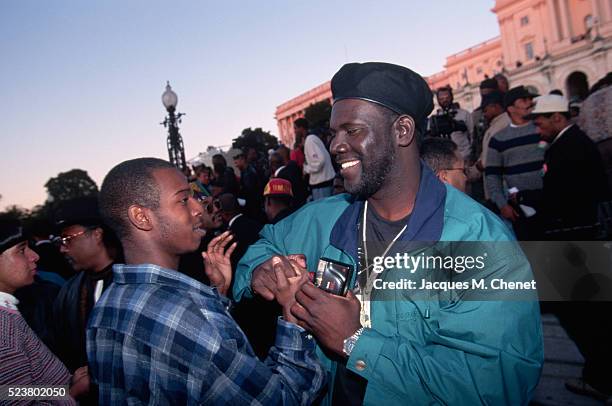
358, 200, 408, 327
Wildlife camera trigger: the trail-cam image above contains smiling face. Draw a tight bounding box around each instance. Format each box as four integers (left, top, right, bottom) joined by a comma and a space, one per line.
0, 241, 39, 293
330, 99, 397, 198
151, 168, 205, 255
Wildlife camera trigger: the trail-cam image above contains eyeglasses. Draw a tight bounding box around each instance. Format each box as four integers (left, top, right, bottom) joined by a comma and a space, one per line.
201, 198, 221, 214
54, 228, 93, 246
443, 167, 468, 176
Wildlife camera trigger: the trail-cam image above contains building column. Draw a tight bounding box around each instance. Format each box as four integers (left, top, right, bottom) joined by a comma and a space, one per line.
591, 0, 603, 24
547, 0, 562, 42
557, 0, 573, 39
602, 0, 612, 23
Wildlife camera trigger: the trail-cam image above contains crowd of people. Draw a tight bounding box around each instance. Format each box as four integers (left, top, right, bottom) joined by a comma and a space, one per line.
1, 61, 611, 405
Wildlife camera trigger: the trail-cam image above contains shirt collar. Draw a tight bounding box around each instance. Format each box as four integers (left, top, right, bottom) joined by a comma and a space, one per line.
274, 166, 286, 177
0, 291, 19, 310
509, 121, 531, 128
228, 213, 243, 228
112, 263, 226, 303
550, 124, 574, 146
491, 112, 507, 126
330, 161, 446, 259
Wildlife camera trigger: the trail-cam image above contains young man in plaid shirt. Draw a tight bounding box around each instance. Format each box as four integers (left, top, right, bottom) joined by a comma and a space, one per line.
87, 157, 324, 405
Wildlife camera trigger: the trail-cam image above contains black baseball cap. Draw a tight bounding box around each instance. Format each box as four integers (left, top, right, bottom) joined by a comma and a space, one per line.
503, 86, 539, 109
53, 197, 102, 232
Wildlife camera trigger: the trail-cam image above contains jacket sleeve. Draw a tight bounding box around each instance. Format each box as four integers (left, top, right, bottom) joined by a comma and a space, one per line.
485, 135, 508, 209
233, 222, 288, 301
346, 252, 544, 405
303, 136, 326, 175
198, 318, 326, 405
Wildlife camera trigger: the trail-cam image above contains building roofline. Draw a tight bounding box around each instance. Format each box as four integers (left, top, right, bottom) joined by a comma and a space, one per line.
445, 36, 502, 64
275, 81, 332, 113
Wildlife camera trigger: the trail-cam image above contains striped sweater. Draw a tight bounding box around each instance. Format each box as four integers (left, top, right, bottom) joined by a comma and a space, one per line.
485, 122, 545, 209
0, 306, 74, 405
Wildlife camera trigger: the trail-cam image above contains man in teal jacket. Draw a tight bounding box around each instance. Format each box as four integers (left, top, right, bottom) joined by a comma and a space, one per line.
233, 62, 543, 405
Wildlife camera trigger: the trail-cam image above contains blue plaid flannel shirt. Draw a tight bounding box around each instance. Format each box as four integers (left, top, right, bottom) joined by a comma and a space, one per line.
86, 264, 325, 405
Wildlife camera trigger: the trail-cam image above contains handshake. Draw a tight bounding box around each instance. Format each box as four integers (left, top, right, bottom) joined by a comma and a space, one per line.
201, 235, 363, 357
200, 235, 310, 324
250, 254, 363, 357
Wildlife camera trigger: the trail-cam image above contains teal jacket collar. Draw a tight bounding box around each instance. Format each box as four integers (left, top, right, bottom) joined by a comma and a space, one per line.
329, 162, 446, 261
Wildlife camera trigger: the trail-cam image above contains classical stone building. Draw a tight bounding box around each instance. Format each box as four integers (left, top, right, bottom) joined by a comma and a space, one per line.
431, 0, 612, 111
275, 0, 612, 146
275, 82, 332, 146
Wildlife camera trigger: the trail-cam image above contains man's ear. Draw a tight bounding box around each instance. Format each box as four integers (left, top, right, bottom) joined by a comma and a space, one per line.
437, 170, 449, 184
127, 205, 154, 232
92, 227, 104, 243
396, 115, 417, 147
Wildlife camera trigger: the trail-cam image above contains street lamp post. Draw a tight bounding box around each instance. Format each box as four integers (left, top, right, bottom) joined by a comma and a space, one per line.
161, 81, 187, 172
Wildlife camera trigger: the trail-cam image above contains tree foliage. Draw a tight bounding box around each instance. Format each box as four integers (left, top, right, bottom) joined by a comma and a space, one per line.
304, 100, 332, 129
44, 169, 99, 205
231, 127, 278, 154
0, 205, 30, 221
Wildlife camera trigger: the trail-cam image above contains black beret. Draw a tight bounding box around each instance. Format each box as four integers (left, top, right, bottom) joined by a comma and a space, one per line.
0, 218, 26, 254
53, 196, 102, 231
331, 62, 434, 131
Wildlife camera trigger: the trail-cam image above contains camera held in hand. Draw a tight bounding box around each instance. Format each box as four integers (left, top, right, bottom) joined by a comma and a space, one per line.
313, 258, 354, 296
428, 107, 468, 138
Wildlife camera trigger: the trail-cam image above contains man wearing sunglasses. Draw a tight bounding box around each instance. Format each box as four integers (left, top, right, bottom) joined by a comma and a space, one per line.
49, 196, 122, 394
420, 137, 467, 193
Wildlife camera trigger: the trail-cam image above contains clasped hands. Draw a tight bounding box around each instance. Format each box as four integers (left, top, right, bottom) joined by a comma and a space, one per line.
251, 254, 362, 357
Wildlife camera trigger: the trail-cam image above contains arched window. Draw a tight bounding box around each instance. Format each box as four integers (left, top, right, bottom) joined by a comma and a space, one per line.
566, 71, 589, 101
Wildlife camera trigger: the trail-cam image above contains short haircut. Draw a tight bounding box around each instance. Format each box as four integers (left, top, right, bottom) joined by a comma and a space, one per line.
212, 154, 227, 164
218, 193, 240, 214
99, 158, 175, 240
277, 145, 290, 155
294, 118, 309, 130
233, 153, 246, 161
195, 165, 212, 176
420, 137, 459, 173
266, 195, 292, 208
436, 86, 453, 97
270, 152, 283, 165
